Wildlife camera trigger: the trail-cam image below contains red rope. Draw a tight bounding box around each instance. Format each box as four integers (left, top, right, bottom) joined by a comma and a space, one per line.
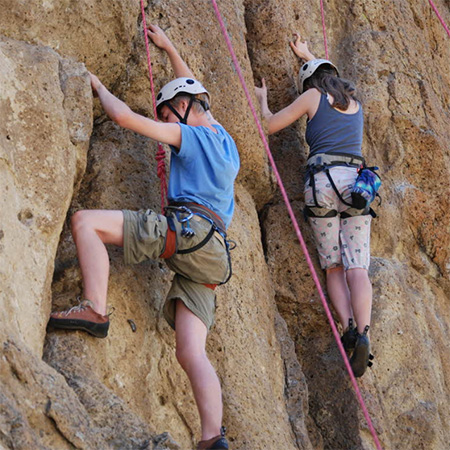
139, 0, 168, 211
319, 0, 329, 59
428, 0, 450, 37
209, 1, 382, 449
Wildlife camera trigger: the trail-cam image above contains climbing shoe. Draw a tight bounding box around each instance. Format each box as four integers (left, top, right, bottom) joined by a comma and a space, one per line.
47, 299, 110, 338
197, 427, 228, 450
350, 325, 374, 377
341, 318, 358, 354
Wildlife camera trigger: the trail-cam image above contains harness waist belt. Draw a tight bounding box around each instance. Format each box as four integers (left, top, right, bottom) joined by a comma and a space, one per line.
307, 152, 365, 169
168, 201, 226, 234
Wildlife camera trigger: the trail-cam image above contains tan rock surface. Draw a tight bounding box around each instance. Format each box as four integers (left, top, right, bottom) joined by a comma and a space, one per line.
1, 0, 450, 449
0, 36, 92, 356
0, 0, 138, 90
250, 0, 450, 449
0, 335, 178, 450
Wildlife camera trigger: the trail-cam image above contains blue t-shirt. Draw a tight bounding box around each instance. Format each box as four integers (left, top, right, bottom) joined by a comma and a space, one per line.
306, 93, 363, 158
168, 123, 240, 229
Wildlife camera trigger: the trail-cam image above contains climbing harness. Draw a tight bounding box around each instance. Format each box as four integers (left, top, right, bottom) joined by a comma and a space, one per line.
209, 1, 383, 449
168, 201, 226, 234
306, 152, 365, 212
161, 204, 234, 286
306, 152, 364, 171
304, 152, 379, 219
139, 0, 167, 211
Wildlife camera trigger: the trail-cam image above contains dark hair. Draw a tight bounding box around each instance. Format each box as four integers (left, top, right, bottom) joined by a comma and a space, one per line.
156, 92, 209, 120
303, 65, 359, 110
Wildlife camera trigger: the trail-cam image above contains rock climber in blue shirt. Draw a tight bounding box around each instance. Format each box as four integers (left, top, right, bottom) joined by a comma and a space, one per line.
48, 24, 238, 450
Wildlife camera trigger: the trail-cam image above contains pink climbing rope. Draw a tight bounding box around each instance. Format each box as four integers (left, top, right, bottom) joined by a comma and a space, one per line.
319, 0, 329, 59
139, 0, 168, 211
428, 0, 450, 37
209, 1, 382, 449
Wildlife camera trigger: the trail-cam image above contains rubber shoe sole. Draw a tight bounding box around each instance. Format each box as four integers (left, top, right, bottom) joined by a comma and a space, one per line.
47, 317, 109, 338
341, 328, 358, 354
209, 438, 228, 449
350, 334, 370, 377
197, 436, 229, 449
198, 438, 228, 450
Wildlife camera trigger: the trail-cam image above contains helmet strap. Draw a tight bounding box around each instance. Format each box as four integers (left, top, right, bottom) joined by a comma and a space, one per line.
197, 99, 210, 112
181, 95, 196, 124
165, 95, 207, 124
165, 102, 184, 123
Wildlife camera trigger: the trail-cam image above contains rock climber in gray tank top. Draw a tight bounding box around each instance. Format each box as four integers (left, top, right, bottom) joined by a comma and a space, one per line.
255, 33, 374, 378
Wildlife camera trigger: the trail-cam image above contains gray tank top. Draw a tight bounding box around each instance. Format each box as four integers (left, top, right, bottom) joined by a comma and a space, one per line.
305, 93, 363, 158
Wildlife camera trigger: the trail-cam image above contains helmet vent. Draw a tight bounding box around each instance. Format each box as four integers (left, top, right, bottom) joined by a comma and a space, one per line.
155, 77, 210, 109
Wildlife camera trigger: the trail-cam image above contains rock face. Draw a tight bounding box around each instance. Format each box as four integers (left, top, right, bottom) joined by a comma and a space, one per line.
1, 1, 450, 450
0, 36, 92, 356
247, 2, 450, 450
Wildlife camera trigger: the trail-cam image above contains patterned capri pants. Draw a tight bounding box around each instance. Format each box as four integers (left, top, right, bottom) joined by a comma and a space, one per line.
304, 166, 372, 271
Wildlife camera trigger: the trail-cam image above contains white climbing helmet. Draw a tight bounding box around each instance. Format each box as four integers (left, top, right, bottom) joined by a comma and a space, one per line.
298, 59, 339, 92
156, 77, 210, 108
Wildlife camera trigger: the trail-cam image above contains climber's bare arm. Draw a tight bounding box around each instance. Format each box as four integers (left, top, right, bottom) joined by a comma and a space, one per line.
147, 24, 194, 79
255, 78, 320, 134
147, 24, 218, 123
90, 73, 181, 147
290, 33, 316, 61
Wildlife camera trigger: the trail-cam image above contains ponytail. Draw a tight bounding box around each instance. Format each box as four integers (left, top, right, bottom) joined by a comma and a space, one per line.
303, 67, 359, 110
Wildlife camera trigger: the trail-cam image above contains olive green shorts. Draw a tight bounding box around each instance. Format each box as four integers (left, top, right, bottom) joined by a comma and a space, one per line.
122, 209, 229, 330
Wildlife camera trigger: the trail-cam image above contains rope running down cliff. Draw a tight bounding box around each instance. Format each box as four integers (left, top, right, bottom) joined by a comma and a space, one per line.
139, 0, 168, 211
209, 1, 383, 449
320, 0, 329, 59
428, 0, 450, 37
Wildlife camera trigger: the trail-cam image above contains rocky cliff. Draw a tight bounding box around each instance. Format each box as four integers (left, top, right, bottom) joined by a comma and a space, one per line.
1, 0, 449, 449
